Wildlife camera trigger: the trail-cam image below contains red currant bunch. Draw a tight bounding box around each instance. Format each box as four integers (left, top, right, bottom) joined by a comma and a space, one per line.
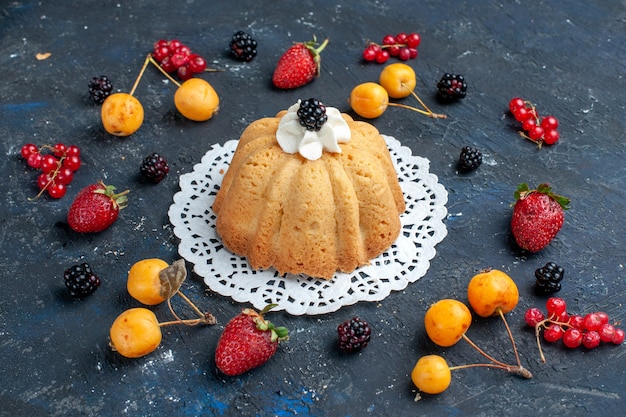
152, 39, 207, 81
524, 297, 624, 362
362, 32, 421, 64
508, 97, 560, 147
20, 143, 81, 199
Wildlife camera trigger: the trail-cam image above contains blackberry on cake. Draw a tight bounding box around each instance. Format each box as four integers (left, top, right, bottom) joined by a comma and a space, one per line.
297, 98, 327, 131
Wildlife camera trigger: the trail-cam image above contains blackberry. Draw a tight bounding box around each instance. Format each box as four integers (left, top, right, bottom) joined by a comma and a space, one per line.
88, 75, 113, 104
437, 73, 467, 100
535, 262, 564, 295
337, 317, 371, 352
230, 31, 258, 62
458, 146, 482, 172
297, 98, 328, 131
140, 152, 169, 183
64, 263, 101, 298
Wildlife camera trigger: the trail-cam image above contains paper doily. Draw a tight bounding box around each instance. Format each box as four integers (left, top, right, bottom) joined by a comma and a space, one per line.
168, 135, 448, 315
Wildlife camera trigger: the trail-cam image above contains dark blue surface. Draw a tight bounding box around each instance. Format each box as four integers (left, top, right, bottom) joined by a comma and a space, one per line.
1, 1, 625, 416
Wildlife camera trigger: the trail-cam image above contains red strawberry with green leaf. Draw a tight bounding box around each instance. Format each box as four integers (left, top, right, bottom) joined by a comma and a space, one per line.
215, 304, 289, 376
272, 37, 329, 89
67, 181, 129, 233
511, 183, 570, 252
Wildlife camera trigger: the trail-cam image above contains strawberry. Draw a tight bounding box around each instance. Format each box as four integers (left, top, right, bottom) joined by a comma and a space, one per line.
215, 304, 288, 376
272, 37, 329, 89
510, 183, 570, 252
67, 181, 129, 233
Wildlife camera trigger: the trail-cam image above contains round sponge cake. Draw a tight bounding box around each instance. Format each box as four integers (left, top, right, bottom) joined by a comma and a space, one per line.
212, 111, 405, 279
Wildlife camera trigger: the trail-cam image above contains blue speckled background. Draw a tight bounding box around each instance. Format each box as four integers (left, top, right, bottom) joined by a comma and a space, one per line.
1, 1, 625, 416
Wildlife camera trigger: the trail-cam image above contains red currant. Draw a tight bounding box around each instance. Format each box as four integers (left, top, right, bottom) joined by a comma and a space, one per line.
53, 143, 67, 157
375, 50, 390, 64
395, 32, 408, 44
542, 129, 560, 145
153, 45, 170, 62
568, 315, 585, 330
543, 323, 564, 343
595, 311, 609, 325
66, 145, 80, 157
546, 297, 567, 319
397, 47, 411, 61
177, 65, 193, 81
160, 56, 177, 73
153, 39, 168, 50
27, 152, 43, 169
387, 45, 400, 57
528, 125, 545, 141
598, 323, 616, 343
37, 172, 54, 190
513, 106, 532, 122
408, 48, 418, 59
40, 155, 59, 173
522, 118, 537, 132
582, 330, 601, 349
613, 328, 625, 344
363, 46, 377, 61
188, 54, 207, 73
382, 35, 396, 46
56, 167, 74, 185
562, 328, 583, 348
540, 115, 559, 131
48, 182, 66, 199
406, 33, 421, 48
63, 155, 81, 172
176, 44, 191, 56
583, 312, 603, 332
509, 97, 525, 113
21, 143, 39, 159
168, 39, 182, 51
170, 52, 189, 69
524, 307, 545, 327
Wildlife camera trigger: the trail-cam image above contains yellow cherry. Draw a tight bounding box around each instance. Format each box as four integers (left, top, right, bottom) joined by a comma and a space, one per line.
109, 308, 162, 358
411, 355, 452, 395
424, 299, 472, 347
349, 82, 389, 118
101, 93, 144, 136
467, 269, 519, 318
174, 78, 220, 121
379, 63, 416, 99
127, 258, 170, 305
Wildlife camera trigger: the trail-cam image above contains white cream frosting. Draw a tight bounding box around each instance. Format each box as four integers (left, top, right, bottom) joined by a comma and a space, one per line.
276, 100, 351, 161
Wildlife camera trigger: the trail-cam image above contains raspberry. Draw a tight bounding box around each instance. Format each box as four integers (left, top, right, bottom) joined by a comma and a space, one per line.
297, 98, 328, 132
140, 152, 169, 183
458, 146, 482, 172
337, 317, 371, 352
88, 76, 113, 104
230, 31, 258, 62
534, 262, 564, 295
64, 263, 101, 298
437, 73, 467, 100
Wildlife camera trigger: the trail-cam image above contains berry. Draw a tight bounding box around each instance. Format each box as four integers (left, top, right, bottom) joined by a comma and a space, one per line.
437, 73, 467, 100
187, 54, 207, 73
534, 262, 564, 295
546, 297, 567, 319
297, 98, 328, 131
543, 129, 560, 145
230, 31, 258, 62
337, 317, 372, 352
543, 323, 564, 342
582, 330, 601, 349
613, 328, 625, 344
67, 181, 129, 233
424, 299, 471, 347
140, 152, 169, 184
272, 37, 329, 89
375, 49, 390, 63
598, 323, 616, 343
524, 307, 545, 327
27, 152, 42, 169
583, 312, 603, 332
511, 183, 570, 252
215, 305, 289, 376
63, 155, 81, 172
21, 143, 38, 159
63, 263, 101, 298
406, 33, 421, 48
174, 78, 220, 122
109, 308, 163, 358
458, 146, 482, 172
411, 355, 452, 395
362, 32, 421, 64
88, 76, 113, 104
541, 116, 559, 131
40, 154, 59, 174
562, 328, 583, 348
568, 315, 585, 330
467, 269, 519, 317
152, 39, 207, 80
509, 97, 525, 113
48, 182, 66, 199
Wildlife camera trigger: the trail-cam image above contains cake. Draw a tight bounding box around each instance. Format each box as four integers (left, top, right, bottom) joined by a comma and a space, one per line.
212, 99, 406, 279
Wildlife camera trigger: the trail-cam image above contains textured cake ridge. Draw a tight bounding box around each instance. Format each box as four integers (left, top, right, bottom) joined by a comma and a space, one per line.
212, 112, 406, 279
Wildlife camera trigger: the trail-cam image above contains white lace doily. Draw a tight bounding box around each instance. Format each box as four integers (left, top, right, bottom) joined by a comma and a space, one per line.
168, 135, 448, 315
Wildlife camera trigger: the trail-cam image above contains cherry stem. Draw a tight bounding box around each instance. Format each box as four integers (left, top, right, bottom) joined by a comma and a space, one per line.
164, 296, 216, 326
462, 334, 509, 368
129, 54, 152, 96
449, 363, 532, 379
176, 290, 205, 319
497, 307, 523, 369
387, 102, 447, 119
146, 54, 182, 88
